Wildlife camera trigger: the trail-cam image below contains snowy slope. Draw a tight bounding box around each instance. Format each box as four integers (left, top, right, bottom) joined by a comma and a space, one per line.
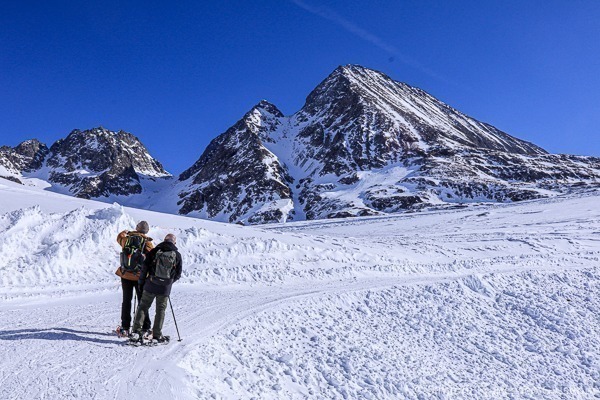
0, 181, 599, 399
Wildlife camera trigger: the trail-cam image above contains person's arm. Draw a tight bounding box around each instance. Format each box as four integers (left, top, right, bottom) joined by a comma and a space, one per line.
173, 252, 183, 282
139, 248, 155, 287
144, 237, 154, 253
117, 230, 128, 247
138, 263, 148, 290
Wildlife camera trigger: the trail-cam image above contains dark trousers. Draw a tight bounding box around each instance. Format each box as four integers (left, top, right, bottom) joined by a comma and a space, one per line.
133, 291, 169, 337
121, 278, 151, 330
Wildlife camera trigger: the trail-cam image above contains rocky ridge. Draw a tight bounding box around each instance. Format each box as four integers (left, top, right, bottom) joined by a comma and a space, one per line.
177, 101, 294, 223
0, 140, 49, 183
0, 127, 170, 199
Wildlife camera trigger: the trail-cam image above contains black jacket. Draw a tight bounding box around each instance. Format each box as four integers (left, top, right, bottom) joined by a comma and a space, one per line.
139, 241, 182, 296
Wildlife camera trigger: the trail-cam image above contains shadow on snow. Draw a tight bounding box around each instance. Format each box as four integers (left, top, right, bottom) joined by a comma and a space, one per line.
0, 327, 124, 345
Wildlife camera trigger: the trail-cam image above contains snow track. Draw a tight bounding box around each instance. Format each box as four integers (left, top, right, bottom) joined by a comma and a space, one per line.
2, 264, 599, 399
0, 278, 422, 399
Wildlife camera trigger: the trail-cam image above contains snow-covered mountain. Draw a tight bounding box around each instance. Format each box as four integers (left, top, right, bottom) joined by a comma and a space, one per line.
0, 127, 171, 198
177, 101, 294, 223
2, 66, 599, 224
177, 65, 600, 223
0, 139, 48, 183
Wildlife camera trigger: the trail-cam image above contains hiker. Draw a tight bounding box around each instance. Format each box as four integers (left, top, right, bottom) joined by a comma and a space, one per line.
131, 233, 182, 343
115, 221, 153, 337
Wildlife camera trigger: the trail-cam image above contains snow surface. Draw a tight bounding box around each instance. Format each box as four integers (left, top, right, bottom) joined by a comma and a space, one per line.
0, 179, 599, 399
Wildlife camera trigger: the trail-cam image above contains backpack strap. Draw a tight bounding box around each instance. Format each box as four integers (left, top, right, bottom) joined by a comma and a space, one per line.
152, 249, 162, 276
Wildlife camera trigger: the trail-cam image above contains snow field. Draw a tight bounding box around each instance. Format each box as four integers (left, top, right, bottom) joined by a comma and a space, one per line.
3, 192, 597, 296
183, 269, 600, 399
1, 180, 599, 399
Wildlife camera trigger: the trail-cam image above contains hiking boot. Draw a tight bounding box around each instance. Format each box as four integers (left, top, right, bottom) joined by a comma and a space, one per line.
128, 331, 144, 343
143, 329, 153, 340
116, 326, 130, 338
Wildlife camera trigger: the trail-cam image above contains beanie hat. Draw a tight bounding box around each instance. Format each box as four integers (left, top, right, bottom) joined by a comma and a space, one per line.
164, 233, 176, 244
136, 221, 149, 234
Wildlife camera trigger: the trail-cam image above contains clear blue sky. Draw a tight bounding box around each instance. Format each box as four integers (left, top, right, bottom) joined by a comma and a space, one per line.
1, 1, 599, 174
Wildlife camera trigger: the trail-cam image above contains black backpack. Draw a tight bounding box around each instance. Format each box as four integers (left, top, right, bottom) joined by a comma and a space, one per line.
150, 249, 177, 286
120, 234, 146, 273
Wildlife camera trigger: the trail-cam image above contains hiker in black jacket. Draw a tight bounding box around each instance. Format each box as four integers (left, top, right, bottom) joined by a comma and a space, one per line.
131, 233, 182, 342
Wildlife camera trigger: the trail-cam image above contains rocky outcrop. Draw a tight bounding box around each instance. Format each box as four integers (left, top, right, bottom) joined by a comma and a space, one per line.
45, 127, 170, 198
0, 139, 49, 183
0, 127, 170, 199
178, 102, 294, 223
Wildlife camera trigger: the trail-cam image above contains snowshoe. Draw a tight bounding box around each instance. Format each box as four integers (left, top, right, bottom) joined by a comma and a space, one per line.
147, 335, 170, 346
156, 335, 170, 343
127, 331, 144, 346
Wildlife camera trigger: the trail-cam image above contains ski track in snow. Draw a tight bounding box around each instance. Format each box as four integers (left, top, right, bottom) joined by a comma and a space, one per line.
0, 181, 599, 399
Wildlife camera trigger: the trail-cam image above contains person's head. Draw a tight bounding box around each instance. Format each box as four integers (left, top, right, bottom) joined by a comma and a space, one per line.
136, 221, 149, 234
164, 233, 177, 245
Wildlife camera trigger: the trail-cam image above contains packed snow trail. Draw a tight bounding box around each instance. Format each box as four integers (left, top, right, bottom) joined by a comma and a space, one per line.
1, 275, 475, 400
0, 277, 428, 399
2, 263, 599, 399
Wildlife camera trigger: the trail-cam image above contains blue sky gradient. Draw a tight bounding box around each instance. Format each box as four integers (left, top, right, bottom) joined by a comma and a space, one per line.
1, 1, 599, 174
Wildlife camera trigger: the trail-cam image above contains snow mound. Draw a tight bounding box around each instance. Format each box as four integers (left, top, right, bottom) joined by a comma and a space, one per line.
0, 204, 134, 288
0, 203, 416, 292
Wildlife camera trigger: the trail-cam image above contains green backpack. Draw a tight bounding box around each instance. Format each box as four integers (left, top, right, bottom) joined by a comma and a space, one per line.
151, 249, 177, 286
120, 234, 146, 273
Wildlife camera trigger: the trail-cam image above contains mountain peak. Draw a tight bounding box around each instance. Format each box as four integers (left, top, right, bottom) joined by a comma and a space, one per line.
249, 100, 284, 118
228, 101, 285, 142
17, 138, 44, 146
43, 126, 170, 198
68, 126, 117, 137
334, 63, 374, 75
301, 65, 401, 117
14, 139, 48, 168
328, 64, 398, 86
0, 138, 49, 176
15, 138, 47, 154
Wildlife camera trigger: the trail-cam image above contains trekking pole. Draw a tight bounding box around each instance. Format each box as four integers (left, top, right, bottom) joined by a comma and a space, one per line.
132, 294, 138, 331
168, 296, 182, 341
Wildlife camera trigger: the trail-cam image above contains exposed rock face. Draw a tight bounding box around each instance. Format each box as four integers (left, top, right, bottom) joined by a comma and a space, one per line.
0, 139, 49, 183
177, 65, 600, 223
46, 127, 170, 198
0, 127, 170, 199
294, 65, 545, 170
178, 102, 294, 224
